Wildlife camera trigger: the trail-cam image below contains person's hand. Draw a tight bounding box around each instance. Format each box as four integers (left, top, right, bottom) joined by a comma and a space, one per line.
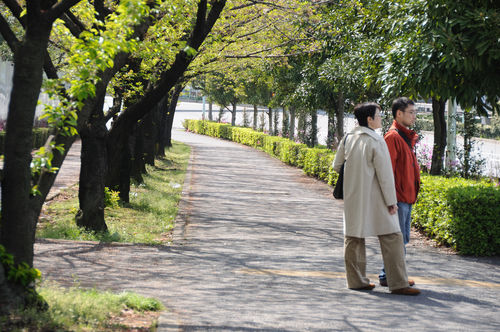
388, 204, 398, 215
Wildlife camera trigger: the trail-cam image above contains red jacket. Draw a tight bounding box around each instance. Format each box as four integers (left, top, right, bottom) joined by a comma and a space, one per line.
384, 120, 420, 204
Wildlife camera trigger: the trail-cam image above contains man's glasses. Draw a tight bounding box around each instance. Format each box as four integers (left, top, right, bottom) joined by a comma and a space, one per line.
402, 110, 417, 116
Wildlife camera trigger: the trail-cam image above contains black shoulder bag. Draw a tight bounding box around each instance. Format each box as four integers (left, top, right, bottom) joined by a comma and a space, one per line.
333, 135, 349, 199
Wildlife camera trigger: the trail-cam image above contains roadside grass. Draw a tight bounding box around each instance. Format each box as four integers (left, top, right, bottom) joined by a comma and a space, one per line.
0, 281, 164, 331
37, 141, 190, 244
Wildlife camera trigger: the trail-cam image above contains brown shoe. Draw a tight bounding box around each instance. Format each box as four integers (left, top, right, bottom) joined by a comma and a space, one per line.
351, 283, 375, 291
391, 287, 421, 296
379, 279, 415, 287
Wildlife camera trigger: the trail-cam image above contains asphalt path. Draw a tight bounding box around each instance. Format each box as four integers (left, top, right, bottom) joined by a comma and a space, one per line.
34, 129, 500, 331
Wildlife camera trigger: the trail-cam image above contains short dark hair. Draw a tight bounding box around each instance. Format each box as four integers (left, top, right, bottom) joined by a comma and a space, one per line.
392, 97, 415, 119
354, 102, 380, 127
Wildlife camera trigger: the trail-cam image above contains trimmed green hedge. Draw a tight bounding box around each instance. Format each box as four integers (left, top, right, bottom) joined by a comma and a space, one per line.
184, 119, 500, 256
413, 174, 500, 255
183, 119, 339, 186
0, 128, 51, 156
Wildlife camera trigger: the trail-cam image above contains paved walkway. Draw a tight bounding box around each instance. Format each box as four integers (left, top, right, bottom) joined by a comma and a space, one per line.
34, 130, 500, 331
46, 139, 81, 200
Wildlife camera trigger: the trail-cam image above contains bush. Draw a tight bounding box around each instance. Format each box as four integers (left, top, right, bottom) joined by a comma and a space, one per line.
413, 174, 500, 255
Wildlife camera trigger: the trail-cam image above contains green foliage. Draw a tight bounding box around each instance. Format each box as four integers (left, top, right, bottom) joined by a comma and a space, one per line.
413, 174, 500, 255
0, 245, 42, 287
447, 185, 500, 256
378, 0, 500, 114
104, 187, 120, 208
231, 127, 267, 148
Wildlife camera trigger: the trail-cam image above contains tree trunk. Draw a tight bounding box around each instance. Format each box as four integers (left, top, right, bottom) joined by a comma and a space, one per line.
1, 27, 50, 267
0, 12, 55, 312
327, 108, 336, 149
297, 111, 306, 144
273, 108, 279, 136
142, 109, 156, 166
156, 96, 169, 158
335, 92, 345, 147
268, 107, 273, 133
289, 106, 296, 140
208, 101, 213, 121
462, 108, 474, 178
130, 123, 145, 184
231, 102, 237, 126
76, 104, 108, 232
253, 104, 258, 130
165, 84, 183, 148
282, 107, 289, 138
310, 109, 318, 147
430, 97, 447, 175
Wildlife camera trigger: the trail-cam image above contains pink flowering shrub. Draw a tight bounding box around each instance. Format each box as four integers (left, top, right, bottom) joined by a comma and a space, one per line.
415, 142, 432, 173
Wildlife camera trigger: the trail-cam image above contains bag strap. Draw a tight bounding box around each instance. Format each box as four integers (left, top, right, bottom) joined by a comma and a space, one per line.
391, 128, 412, 151
342, 134, 349, 160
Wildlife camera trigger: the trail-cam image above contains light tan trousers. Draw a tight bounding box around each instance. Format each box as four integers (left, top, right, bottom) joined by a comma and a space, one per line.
344, 232, 409, 291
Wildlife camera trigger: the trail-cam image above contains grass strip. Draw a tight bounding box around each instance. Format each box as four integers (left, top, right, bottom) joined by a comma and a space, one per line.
37, 141, 191, 245
0, 281, 164, 331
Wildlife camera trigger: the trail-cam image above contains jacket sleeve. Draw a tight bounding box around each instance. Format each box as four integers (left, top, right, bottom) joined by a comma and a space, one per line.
332, 135, 346, 172
373, 139, 397, 206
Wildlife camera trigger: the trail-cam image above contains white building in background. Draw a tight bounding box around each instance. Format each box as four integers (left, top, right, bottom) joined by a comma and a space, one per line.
0, 60, 56, 122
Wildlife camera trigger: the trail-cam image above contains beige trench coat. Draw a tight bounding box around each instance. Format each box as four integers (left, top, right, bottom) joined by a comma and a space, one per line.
333, 126, 400, 237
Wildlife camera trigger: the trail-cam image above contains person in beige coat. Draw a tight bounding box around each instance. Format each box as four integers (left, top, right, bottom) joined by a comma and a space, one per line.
332, 102, 420, 295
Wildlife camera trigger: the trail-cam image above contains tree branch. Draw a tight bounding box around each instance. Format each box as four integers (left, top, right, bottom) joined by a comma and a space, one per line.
0, 12, 20, 52
60, 12, 83, 37
224, 48, 321, 59
94, 0, 112, 22
2, 0, 26, 27
65, 9, 86, 32
47, 0, 83, 22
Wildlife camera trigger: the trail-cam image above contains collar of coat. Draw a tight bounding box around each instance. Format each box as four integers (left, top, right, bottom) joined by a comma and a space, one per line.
390, 120, 419, 146
351, 125, 383, 141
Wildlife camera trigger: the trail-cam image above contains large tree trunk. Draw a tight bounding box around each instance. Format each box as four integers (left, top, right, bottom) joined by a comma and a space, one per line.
1, 25, 50, 268
0, 9, 55, 312
430, 97, 447, 175
208, 101, 213, 121
76, 104, 108, 232
289, 106, 296, 140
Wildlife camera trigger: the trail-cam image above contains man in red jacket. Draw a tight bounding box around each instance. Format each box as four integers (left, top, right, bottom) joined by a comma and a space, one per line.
379, 97, 420, 287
